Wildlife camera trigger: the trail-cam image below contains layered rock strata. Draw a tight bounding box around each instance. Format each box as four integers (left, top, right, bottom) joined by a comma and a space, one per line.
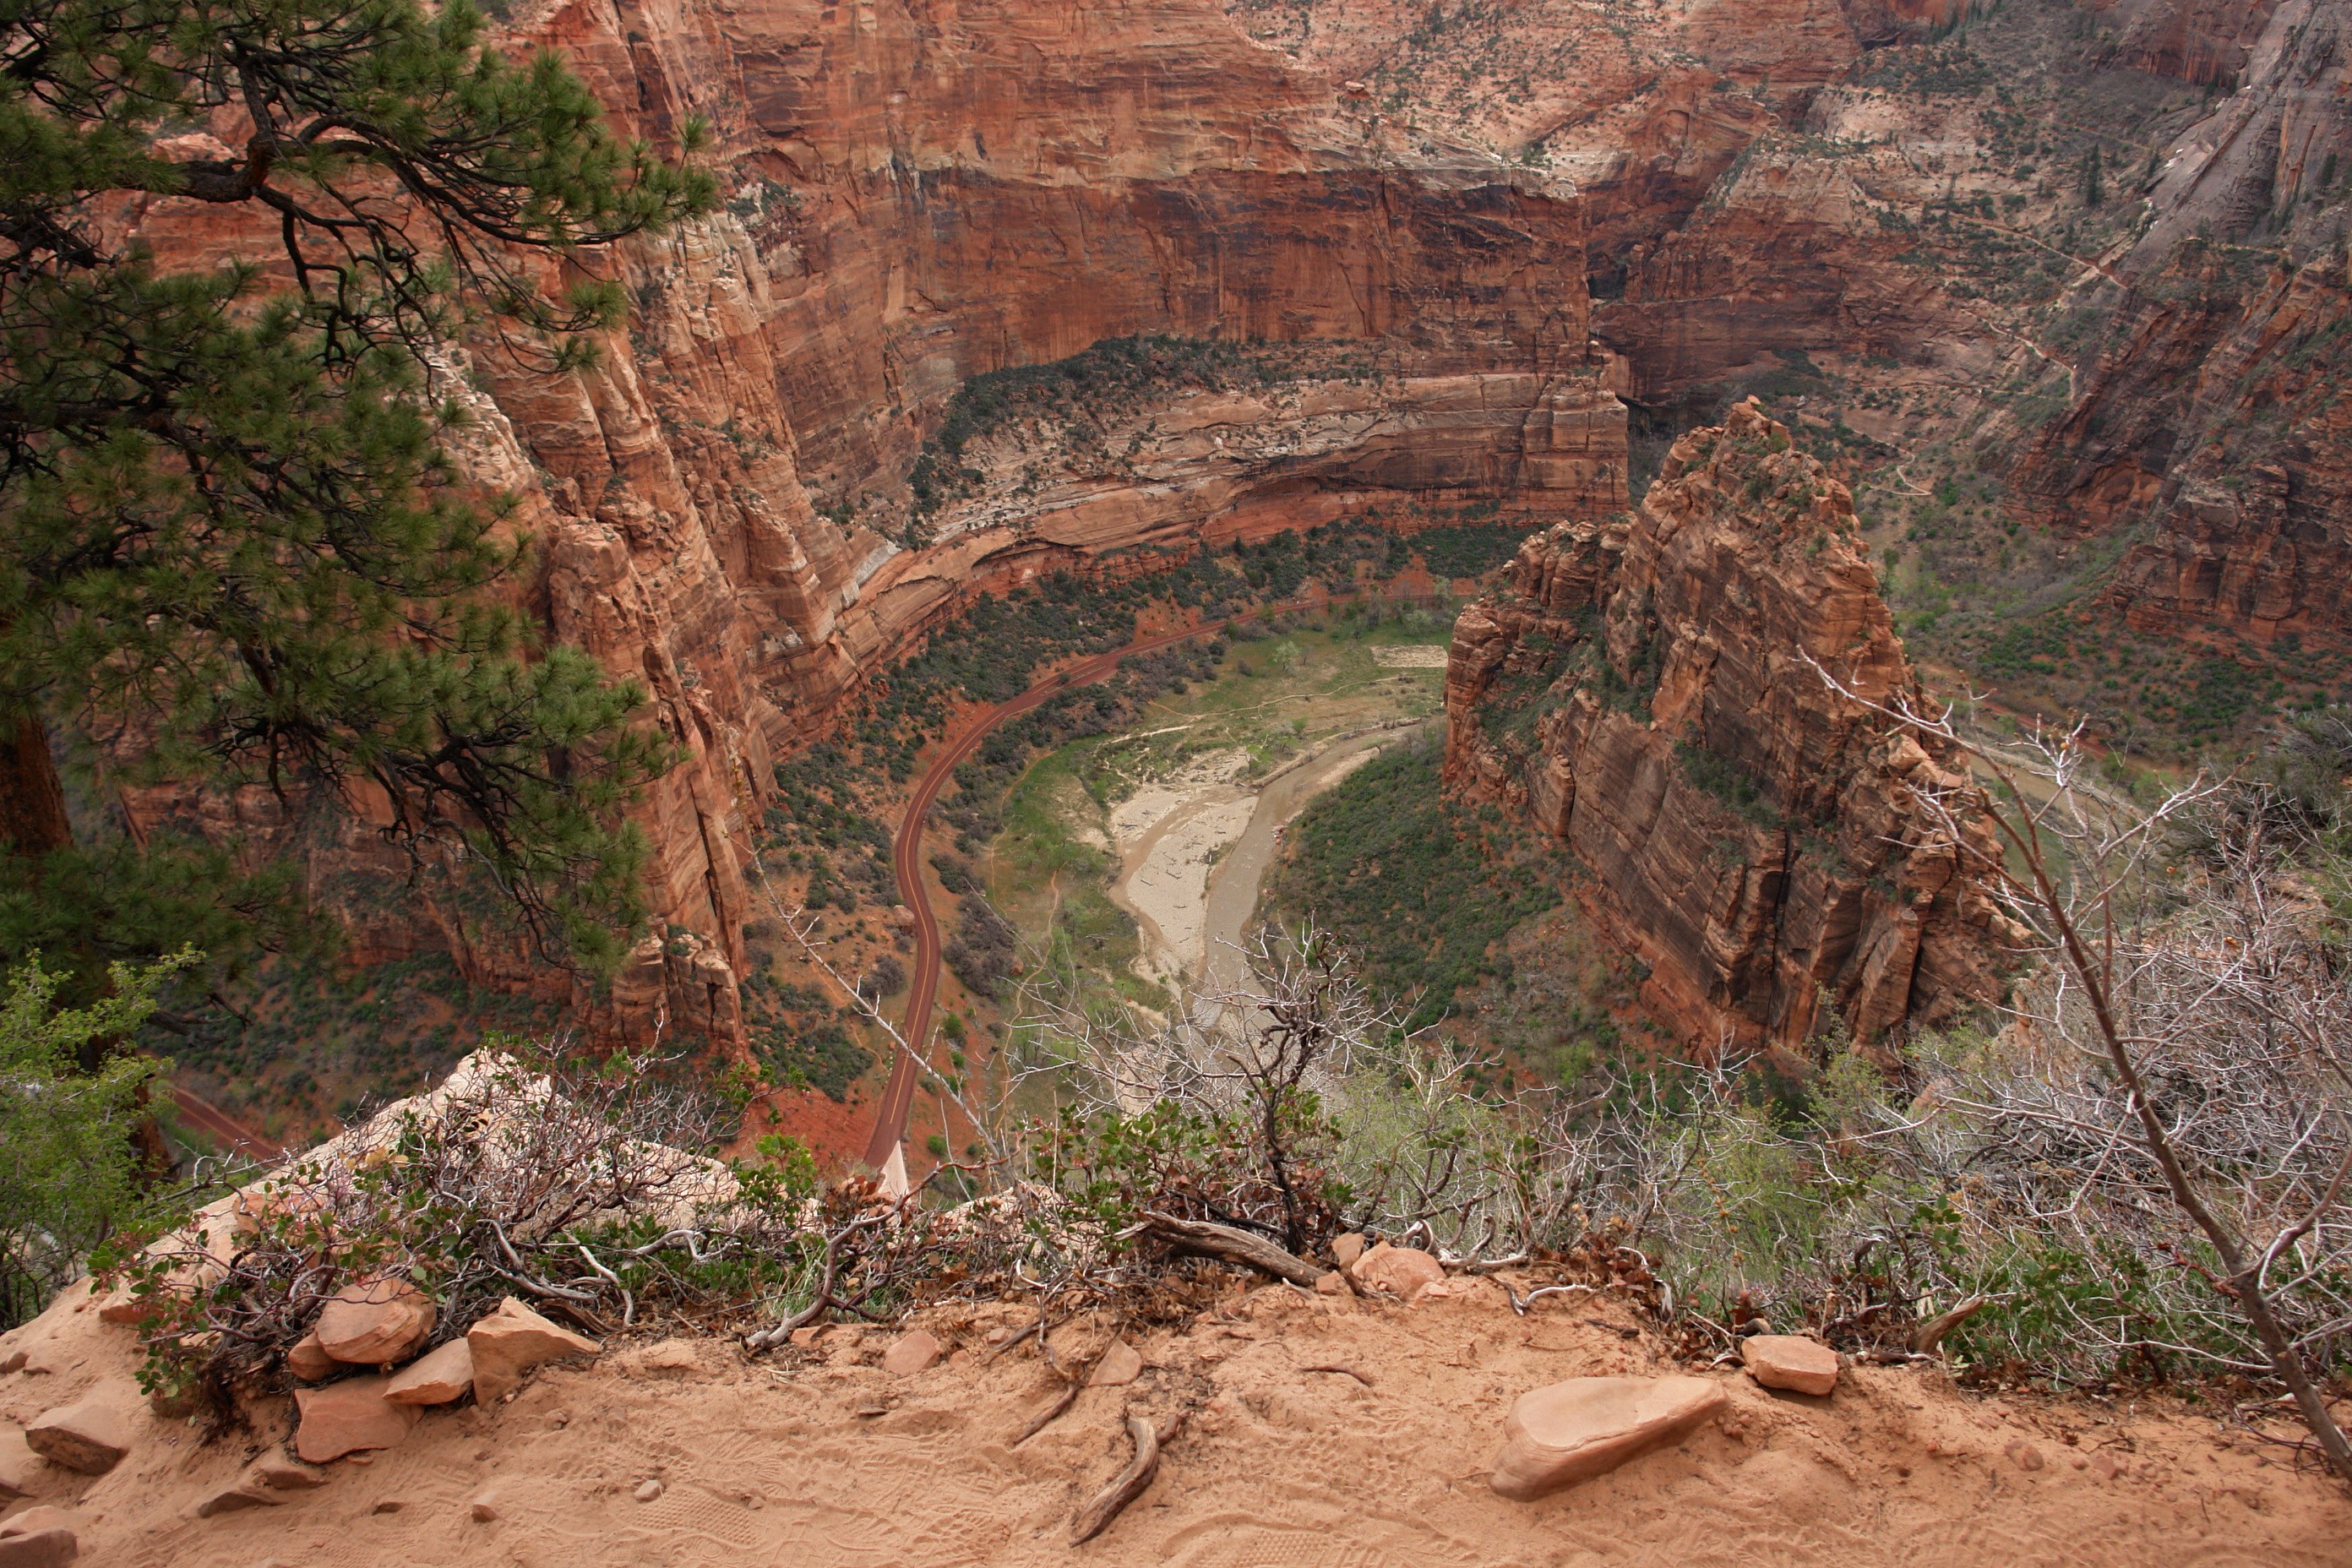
2020, 0, 2351, 647
1444, 402, 2006, 1051
115, 0, 1628, 1044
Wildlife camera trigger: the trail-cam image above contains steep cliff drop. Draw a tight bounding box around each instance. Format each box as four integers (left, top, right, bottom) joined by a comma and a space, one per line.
118, 0, 1630, 1054
1445, 401, 2008, 1054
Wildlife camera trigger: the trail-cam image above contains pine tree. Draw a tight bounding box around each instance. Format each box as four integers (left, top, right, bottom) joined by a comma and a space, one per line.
2082, 144, 2104, 205
0, 0, 715, 988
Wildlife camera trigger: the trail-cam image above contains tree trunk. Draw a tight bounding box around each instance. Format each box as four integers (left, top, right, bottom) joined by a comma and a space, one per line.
0, 705, 71, 860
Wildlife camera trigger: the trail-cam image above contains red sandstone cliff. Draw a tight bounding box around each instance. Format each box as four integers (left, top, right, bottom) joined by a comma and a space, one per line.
115, 0, 1628, 1045
2016, 0, 2349, 646
1445, 402, 2007, 1052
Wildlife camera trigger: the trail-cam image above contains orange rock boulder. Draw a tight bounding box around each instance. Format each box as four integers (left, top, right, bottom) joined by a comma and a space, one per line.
466, 1298, 601, 1406
384, 1339, 476, 1407
313, 1279, 436, 1367
1740, 1334, 1840, 1396
292, 1376, 421, 1464
24, 1386, 135, 1475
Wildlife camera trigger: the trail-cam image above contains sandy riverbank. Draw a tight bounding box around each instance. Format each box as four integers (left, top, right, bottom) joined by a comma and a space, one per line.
1108, 723, 1428, 986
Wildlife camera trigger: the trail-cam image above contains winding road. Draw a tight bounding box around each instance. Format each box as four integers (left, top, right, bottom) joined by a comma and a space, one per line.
171, 1085, 283, 1162
861, 617, 1242, 1168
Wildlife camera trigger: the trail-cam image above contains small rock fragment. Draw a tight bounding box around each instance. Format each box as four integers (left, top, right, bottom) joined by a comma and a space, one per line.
313, 1279, 435, 1367
1088, 1340, 1144, 1387
881, 1329, 942, 1376
25, 1388, 134, 1475
628, 1340, 703, 1377
94, 1289, 146, 1326
372, 1499, 404, 1515
285, 1334, 336, 1382
1353, 1244, 1445, 1299
466, 1298, 601, 1406
196, 1484, 283, 1517
0, 1349, 24, 1375
292, 1376, 421, 1463
1330, 1233, 1367, 1269
1490, 1375, 1728, 1500
634, 1478, 664, 1503
2006, 1440, 2045, 1473
1740, 1335, 1839, 1396
787, 1326, 823, 1348
384, 1339, 474, 1407
250, 1456, 327, 1490
1314, 1271, 1347, 1296
469, 1489, 499, 1522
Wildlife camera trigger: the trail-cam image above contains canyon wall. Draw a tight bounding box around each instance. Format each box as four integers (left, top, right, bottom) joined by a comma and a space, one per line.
121, 0, 1626, 1043
1445, 402, 2008, 1052
2018, 0, 2351, 647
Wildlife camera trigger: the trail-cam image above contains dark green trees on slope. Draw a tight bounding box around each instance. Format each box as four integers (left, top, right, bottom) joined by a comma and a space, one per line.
0, 0, 714, 988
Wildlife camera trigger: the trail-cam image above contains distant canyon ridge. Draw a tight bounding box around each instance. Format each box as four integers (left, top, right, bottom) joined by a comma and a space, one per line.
119, 0, 2349, 1057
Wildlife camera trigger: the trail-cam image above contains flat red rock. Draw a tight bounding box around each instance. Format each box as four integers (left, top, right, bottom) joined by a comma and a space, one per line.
1740, 1334, 1839, 1396
293, 1376, 422, 1463
385, 1338, 474, 1406
1491, 1375, 1726, 1500
25, 1388, 134, 1475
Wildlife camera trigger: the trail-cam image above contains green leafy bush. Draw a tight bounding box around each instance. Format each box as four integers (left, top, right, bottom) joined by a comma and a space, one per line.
1, 951, 193, 1326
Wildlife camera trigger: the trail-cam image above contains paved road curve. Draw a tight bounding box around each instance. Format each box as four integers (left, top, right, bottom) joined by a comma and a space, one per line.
172, 1085, 283, 1162
860, 618, 1237, 1170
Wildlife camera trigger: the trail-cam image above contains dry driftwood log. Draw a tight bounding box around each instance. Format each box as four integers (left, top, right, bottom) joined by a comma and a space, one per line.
1070, 1411, 1182, 1544
1909, 1297, 1988, 1356
1135, 1211, 1326, 1288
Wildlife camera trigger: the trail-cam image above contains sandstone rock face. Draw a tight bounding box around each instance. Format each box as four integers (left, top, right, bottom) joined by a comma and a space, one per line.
466, 1298, 602, 1406
292, 1377, 422, 1464
313, 1280, 436, 1368
1446, 403, 2007, 1050
115, 0, 1630, 1049
1740, 1334, 1841, 1396
1490, 1375, 1727, 1500
1352, 1244, 1446, 1300
384, 1339, 476, 1407
2013, 0, 2350, 648
24, 1390, 133, 1476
